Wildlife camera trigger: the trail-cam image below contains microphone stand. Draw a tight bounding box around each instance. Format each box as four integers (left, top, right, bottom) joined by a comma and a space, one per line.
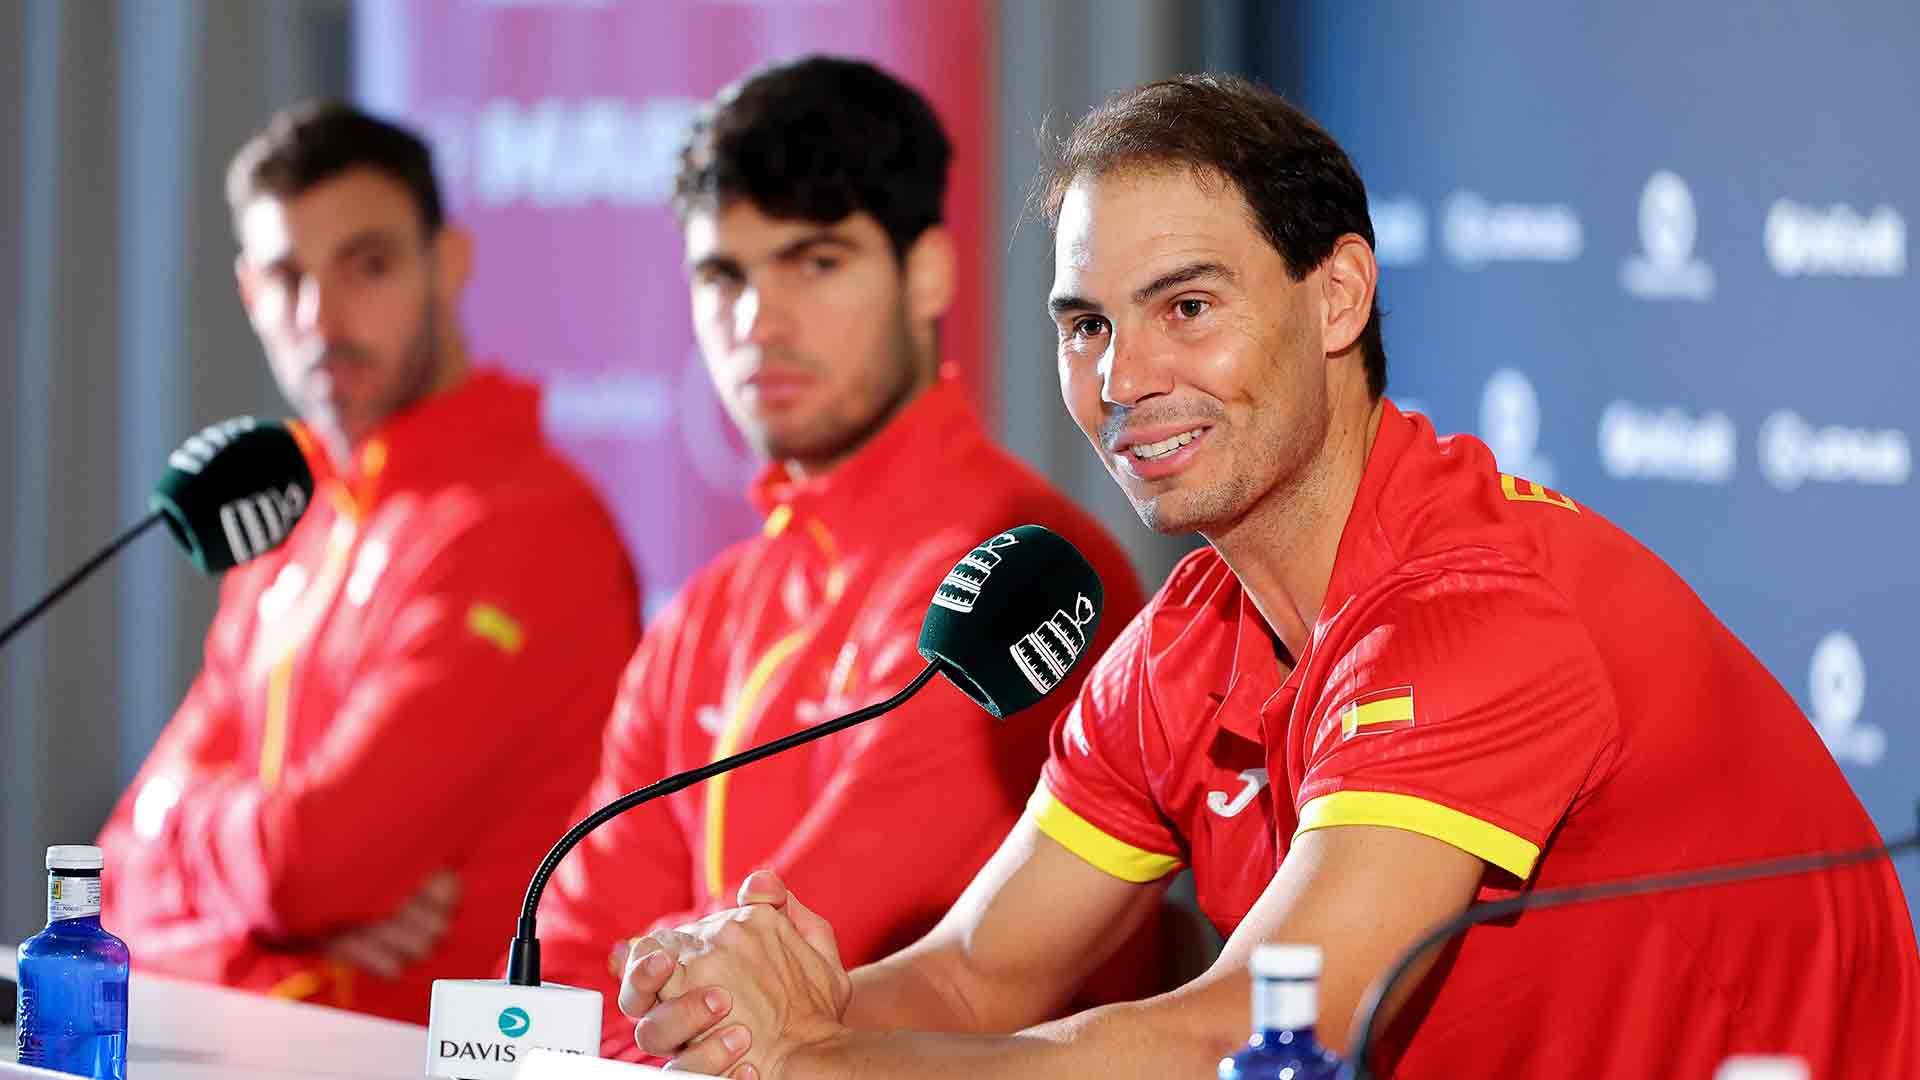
506, 659, 942, 986
0, 510, 164, 651
1344, 802, 1920, 1079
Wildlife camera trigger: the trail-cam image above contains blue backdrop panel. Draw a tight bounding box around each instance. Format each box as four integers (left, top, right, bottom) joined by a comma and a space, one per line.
1251, 2, 1918, 925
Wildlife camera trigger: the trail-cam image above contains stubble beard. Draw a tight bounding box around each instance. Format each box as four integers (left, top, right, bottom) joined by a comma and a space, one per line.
759, 300, 924, 466
329, 286, 444, 452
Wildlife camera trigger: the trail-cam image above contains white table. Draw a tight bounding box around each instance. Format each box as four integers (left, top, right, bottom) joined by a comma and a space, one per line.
4, 945, 424, 1078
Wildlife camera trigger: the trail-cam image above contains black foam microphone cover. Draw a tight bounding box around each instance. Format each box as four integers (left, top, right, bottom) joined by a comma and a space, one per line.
149, 417, 317, 573
917, 524, 1104, 719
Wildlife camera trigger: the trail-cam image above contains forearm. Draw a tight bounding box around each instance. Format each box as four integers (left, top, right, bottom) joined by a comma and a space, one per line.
789, 989, 1240, 1080
842, 947, 984, 1033
845, 936, 1072, 1035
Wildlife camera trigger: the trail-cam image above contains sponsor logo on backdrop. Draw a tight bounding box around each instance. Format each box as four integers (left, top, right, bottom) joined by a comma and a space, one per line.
1443, 191, 1583, 269
1370, 196, 1428, 267
416, 96, 702, 210
1808, 630, 1885, 768
1597, 400, 1736, 484
1766, 199, 1907, 278
1478, 368, 1556, 486
1621, 171, 1715, 301
1758, 410, 1912, 491
542, 370, 674, 439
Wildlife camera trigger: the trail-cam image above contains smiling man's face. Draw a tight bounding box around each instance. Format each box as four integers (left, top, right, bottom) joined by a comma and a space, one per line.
1049, 167, 1333, 535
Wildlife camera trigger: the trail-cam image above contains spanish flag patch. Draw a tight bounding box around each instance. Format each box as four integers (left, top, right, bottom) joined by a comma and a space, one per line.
1339, 686, 1415, 740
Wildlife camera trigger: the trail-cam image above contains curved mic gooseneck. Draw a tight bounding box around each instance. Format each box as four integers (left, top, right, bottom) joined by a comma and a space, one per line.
0, 511, 164, 651
1344, 803, 1920, 1079
506, 660, 942, 986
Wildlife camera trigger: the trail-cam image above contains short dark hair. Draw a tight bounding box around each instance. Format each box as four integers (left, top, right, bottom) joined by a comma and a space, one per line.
1038, 75, 1386, 398
672, 56, 951, 260
226, 100, 444, 238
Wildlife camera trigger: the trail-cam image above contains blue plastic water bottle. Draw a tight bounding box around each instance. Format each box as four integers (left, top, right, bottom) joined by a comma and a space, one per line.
15, 845, 129, 1079
1218, 944, 1344, 1080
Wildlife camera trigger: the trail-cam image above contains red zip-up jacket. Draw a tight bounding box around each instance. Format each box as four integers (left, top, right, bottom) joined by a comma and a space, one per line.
533, 378, 1148, 1058
97, 370, 640, 1023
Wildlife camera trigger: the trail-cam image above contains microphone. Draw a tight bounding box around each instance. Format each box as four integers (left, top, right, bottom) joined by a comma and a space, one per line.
425, 524, 1104, 1078
0, 416, 316, 652
1342, 803, 1920, 1079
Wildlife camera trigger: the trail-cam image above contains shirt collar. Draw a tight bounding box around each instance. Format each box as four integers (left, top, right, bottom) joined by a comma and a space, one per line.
1320, 397, 1417, 618
747, 369, 984, 549
311, 368, 542, 517
1206, 397, 1419, 743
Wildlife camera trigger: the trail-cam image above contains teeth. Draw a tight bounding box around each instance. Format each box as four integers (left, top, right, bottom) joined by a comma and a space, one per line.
1129, 429, 1201, 460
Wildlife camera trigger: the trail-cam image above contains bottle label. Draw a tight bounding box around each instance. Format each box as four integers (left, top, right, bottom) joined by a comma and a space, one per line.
48, 874, 101, 921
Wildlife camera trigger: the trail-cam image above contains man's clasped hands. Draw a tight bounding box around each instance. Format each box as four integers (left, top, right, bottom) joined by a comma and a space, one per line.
613, 871, 851, 1080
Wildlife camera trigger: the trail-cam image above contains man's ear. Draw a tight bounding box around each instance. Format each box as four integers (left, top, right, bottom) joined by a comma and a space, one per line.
234, 254, 257, 312
903, 224, 957, 328
432, 223, 475, 295
1320, 232, 1377, 356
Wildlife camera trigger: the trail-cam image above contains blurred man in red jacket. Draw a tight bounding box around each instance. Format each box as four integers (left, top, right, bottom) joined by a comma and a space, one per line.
95, 102, 640, 1023
531, 57, 1150, 1060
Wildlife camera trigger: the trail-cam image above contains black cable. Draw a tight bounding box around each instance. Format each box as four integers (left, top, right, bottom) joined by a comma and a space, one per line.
507, 659, 942, 986
0, 511, 164, 651
1345, 803, 1920, 1079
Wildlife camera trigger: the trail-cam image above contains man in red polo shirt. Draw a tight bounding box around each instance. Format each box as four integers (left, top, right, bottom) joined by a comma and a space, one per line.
528, 57, 1147, 1061
94, 102, 640, 1023
618, 75, 1919, 1079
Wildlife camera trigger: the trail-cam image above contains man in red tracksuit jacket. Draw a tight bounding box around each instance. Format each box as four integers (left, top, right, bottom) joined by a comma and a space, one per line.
531, 58, 1149, 1060
95, 102, 640, 1024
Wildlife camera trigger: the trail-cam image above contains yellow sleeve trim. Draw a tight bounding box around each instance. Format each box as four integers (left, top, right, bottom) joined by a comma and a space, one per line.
1295, 791, 1540, 879
1028, 782, 1182, 884
467, 602, 526, 655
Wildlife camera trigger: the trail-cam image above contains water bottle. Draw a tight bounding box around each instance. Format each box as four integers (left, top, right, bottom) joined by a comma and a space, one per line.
15, 845, 129, 1079
1218, 943, 1343, 1080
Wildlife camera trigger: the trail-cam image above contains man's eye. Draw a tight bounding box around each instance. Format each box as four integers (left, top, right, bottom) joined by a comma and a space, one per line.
1175, 298, 1209, 319
1073, 316, 1109, 338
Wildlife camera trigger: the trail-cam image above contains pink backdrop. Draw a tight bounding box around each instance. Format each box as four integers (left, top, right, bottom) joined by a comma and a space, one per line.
355, 0, 995, 612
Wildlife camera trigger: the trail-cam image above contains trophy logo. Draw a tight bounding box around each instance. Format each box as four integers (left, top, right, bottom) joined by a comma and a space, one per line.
931, 532, 1020, 614
1011, 593, 1096, 695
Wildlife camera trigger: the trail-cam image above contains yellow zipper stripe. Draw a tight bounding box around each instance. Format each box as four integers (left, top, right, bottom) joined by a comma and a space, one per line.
703, 627, 814, 898
257, 523, 355, 789
259, 655, 296, 788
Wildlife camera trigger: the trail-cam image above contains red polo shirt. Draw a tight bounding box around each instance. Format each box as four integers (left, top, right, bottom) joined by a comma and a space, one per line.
98, 371, 640, 1024
1035, 399, 1918, 1076
533, 377, 1148, 1059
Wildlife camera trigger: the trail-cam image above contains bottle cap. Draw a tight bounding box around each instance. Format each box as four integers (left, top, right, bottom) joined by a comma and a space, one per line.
1714, 1058, 1809, 1080
46, 845, 105, 870
1251, 943, 1322, 979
